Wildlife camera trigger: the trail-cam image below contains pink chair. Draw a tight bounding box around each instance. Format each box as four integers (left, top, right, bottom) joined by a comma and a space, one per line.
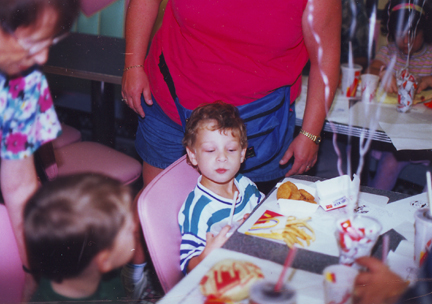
0, 204, 25, 303
51, 123, 82, 149
51, 141, 142, 185
137, 155, 199, 293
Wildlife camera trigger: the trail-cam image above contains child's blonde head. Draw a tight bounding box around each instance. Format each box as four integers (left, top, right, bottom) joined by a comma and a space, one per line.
24, 173, 132, 283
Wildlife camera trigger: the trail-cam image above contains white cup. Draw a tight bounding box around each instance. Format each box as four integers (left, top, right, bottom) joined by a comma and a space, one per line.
249, 280, 296, 304
414, 208, 432, 267
361, 74, 380, 103
336, 216, 382, 268
341, 64, 362, 97
323, 264, 358, 304
210, 219, 241, 238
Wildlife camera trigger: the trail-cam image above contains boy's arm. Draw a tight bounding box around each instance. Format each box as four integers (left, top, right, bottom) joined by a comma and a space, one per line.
186, 226, 231, 273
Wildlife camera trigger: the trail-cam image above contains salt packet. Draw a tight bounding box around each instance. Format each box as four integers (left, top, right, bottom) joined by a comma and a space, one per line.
315, 175, 360, 211
396, 68, 417, 113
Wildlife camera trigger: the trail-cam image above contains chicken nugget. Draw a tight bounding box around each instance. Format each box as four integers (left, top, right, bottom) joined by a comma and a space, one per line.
277, 182, 292, 199
299, 189, 317, 204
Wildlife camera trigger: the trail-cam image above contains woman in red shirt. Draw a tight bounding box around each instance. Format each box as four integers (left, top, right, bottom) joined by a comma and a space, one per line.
122, 0, 341, 188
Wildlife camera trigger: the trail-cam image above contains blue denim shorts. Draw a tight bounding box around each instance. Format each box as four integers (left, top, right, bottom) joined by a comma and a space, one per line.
135, 96, 185, 169
135, 91, 295, 182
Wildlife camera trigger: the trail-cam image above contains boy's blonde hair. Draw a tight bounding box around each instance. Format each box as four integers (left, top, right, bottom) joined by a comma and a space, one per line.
182, 101, 248, 152
24, 173, 132, 283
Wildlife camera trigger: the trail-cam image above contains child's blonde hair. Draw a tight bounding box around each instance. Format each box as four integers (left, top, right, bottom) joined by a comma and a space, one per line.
24, 173, 132, 283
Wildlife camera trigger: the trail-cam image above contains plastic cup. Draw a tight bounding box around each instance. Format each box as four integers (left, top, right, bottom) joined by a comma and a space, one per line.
361, 74, 380, 103
414, 208, 432, 267
249, 280, 296, 304
341, 64, 362, 97
210, 219, 241, 238
396, 69, 417, 113
336, 216, 382, 268
323, 264, 358, 304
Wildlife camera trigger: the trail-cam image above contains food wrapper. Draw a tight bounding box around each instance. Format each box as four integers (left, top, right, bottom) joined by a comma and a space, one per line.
397, 68, 417, 113
337, 216, 382, 267
315, 175, 360, 211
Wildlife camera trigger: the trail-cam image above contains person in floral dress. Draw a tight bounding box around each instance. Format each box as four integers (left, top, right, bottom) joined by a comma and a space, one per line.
0, 0, 79, 276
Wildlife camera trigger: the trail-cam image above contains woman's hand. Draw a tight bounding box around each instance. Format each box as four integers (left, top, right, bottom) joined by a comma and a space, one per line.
280, 134, 319, 176
121, 67, 152, 118
353, 257, 408, 304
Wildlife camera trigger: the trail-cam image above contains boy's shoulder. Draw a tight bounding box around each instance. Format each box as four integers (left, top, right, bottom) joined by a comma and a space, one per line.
31, 270, 126, 302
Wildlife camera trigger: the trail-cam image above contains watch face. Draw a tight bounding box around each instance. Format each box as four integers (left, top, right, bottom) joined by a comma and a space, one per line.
316, 137, 322, 144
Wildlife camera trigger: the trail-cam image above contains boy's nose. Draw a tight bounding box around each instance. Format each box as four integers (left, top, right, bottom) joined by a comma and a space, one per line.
217, 151, 227, 162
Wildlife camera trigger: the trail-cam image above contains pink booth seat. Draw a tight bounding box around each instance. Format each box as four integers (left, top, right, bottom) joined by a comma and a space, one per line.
53, 141, 142, 185
0, 204, 25, 303
138, 155, 199, 293
52, 124, 82, 149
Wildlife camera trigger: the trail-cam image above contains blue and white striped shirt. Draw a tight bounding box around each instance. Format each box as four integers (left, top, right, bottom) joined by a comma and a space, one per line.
178, 173, 264, 273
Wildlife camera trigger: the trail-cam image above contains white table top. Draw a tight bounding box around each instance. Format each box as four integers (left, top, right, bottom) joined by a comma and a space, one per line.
295, 76, 432, 150
159, 177, 427, 303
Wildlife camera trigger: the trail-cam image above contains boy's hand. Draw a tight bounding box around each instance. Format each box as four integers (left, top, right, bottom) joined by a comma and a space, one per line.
187, 225, 231, 272
417, 76, 432, 93
353, 257, 408, 304
381, 75, 398, 94
204, 225, 231, 255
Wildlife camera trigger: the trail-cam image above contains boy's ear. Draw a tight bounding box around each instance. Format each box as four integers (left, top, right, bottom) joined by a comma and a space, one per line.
186, 147, 198, 166
94, 249, 114, 274
240, 147, 246, 163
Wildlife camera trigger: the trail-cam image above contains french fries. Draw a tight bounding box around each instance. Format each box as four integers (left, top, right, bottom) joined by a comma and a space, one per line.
276, 216, 315, 248
277, 181, 317, 204
246, 214, 316, 248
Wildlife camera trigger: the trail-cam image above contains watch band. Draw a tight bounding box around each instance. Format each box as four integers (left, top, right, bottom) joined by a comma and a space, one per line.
299, 129, 321, 144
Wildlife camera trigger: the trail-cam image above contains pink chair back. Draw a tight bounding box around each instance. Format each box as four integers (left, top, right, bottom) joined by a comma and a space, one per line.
0, 204, 25, 303
54, 141, 142, 185
137, 155, 199, 293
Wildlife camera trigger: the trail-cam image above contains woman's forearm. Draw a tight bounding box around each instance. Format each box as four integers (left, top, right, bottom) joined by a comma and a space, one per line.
124, 0, 162, 68
301, 0, 341, 135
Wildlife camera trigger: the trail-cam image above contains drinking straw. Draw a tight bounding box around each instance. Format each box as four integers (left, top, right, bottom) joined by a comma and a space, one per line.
427, 171, 432, 218
228, 191, 238, 226
274, 246, 298, 292
382, 234, 389, 265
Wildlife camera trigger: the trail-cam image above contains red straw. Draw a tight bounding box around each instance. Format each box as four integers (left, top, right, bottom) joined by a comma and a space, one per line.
382, 234, 389, 264
274, 246, 297, 292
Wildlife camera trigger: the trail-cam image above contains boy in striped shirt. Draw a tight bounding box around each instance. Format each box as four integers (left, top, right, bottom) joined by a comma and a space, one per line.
178, 102, 264, 274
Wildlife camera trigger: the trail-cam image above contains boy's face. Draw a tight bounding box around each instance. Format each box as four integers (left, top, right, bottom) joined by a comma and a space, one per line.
186, 121, 246, 192
105, 213, 136, 270
396, 29, 424, 55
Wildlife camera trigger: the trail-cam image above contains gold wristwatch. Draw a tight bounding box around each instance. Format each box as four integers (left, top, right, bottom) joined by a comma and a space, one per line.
299, 129, 321, 144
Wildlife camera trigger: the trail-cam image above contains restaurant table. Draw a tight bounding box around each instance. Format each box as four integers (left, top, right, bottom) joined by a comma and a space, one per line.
295, 76, 432, 148
44, 33, 125, 146
159, 175, 428, 304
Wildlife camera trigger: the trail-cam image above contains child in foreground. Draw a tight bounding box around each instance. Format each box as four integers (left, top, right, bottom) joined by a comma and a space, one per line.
24, 173, 140, 301
178, 102, 264, 274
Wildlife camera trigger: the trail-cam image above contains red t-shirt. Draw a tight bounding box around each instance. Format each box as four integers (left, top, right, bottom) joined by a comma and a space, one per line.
145, 0, 309, 124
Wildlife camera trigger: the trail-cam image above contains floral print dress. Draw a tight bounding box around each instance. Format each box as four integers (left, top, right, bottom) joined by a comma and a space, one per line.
0, 69, 61, 159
